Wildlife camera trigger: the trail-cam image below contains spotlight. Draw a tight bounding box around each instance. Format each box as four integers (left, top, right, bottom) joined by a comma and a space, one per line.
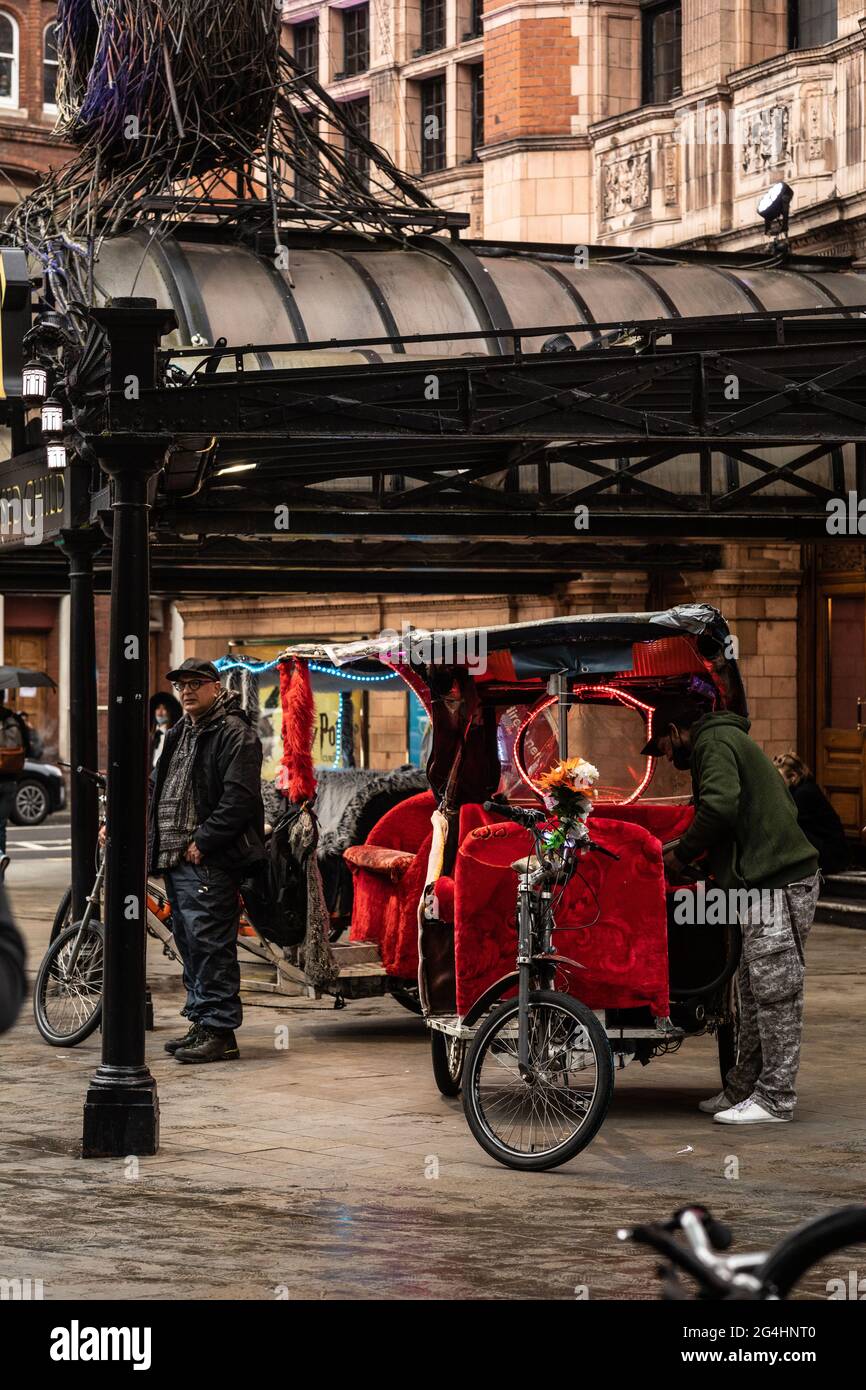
757, 181, 793, 237
40, 396, 63, 436
541, 333, 577, 355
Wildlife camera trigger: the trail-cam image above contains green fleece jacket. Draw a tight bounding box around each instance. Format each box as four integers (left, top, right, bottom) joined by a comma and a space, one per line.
675, 712, 819, 891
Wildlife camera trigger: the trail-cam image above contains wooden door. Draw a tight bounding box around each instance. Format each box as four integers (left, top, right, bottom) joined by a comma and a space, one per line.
4, 632, 50, 742
816, 584, 866, 836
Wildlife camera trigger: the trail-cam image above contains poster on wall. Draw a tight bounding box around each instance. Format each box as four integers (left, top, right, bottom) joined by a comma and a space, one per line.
407, 690, 430, 768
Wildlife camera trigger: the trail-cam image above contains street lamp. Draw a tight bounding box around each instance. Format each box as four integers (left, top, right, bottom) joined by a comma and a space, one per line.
47, 442, 67, 470
22, 357, 49, 401
41, 396, 63, 435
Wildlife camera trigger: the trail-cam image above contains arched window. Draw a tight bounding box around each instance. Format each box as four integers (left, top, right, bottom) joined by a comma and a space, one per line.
0, 12, 19, 109
44, 21, 59, 112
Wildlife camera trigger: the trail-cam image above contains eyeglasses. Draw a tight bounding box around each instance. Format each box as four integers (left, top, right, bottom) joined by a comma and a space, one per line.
172, 679, 212, 692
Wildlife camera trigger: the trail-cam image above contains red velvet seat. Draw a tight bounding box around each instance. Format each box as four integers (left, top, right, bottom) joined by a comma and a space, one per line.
345, 790, 435, 978
344, 796, 690, 1015
454, 816, 671, 1017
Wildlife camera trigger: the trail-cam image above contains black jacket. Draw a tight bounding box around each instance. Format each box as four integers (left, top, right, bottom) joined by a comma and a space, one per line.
0, 885, 26, 1034
789, 777, 848, 875
148, 696, 266, 873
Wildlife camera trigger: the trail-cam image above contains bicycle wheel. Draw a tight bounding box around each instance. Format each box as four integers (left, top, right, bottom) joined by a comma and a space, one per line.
463, 989, 614, 1171
431, 1029, 465, 1097
34, 920, 104, 1046
50, 886, 73, 945
760, 1206, 866, 1299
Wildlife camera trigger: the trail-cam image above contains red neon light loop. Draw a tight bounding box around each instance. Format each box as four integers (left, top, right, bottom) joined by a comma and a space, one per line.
514, 685, 655, 805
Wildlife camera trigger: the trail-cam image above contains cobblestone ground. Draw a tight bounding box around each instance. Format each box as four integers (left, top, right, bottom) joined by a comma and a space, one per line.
2, 859, 865, 1301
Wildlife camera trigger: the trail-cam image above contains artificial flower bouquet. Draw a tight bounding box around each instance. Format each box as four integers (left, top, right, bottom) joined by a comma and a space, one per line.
536, 756, 600, 852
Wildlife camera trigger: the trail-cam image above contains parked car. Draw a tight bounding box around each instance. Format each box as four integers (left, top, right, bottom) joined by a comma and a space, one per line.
11, 760, 66, 826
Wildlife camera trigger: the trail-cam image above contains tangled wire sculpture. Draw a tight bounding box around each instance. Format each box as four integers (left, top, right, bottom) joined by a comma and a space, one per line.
5, 0, 441, 321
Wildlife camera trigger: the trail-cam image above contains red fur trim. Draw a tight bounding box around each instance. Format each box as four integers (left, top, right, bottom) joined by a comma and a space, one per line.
275, 658, 317, 803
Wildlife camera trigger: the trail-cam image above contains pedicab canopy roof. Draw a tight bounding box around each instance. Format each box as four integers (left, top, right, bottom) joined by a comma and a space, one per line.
277, 603, 744, 710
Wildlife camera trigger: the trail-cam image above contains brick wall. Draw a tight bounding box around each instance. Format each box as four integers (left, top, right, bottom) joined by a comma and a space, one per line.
0, 2, 70, 200
485, 16, 579, 142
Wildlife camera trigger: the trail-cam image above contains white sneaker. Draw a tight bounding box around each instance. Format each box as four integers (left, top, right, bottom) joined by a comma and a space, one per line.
713, 1096, 791, 1125
698, 1091, 732, 1115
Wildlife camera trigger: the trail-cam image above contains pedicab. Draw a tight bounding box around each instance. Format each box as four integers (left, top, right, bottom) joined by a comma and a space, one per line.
274, 603, 744, 1169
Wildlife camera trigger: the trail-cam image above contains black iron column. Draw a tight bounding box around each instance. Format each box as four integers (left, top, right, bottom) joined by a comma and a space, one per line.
57, 524, 101, 923
81, 299, 176, 1159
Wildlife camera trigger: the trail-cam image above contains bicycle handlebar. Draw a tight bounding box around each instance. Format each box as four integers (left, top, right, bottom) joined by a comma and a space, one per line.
619, 1207, 734, 1296
483, 801, 621, 860
483, 799, 547, 829
75, 765, 107, 789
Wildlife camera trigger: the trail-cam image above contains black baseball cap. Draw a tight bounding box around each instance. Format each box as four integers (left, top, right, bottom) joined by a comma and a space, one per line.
165, 657, 221, 684
641, 695, 708, 757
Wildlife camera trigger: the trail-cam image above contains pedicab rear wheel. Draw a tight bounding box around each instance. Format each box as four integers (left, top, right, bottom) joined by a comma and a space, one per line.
716, 976, 740, 1088
463, 989, 613, 1171
431, 1029, 465, 1096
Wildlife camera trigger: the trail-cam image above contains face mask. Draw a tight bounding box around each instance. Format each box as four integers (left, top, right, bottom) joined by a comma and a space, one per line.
672, 742, 691, 771
155, 713, 170, 726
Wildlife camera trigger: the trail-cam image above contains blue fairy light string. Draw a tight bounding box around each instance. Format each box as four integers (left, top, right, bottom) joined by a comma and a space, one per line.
215, 656, 398, 684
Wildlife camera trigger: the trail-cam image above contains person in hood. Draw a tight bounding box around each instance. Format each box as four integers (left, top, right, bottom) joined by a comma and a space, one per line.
646, 696, 820, 1127
149, 690, 183, 769
148, 659, 265, 1064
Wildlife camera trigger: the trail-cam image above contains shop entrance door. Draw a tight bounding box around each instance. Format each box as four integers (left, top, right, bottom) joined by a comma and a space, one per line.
4, 632, 52, 755
816, 584, 866, 836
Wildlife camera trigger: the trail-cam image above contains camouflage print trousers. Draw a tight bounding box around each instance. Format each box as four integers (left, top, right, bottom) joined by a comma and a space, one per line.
724, 872, 821, 1117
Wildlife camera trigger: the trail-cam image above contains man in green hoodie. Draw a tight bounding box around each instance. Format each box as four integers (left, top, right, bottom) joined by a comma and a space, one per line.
644, 695, 820, 1126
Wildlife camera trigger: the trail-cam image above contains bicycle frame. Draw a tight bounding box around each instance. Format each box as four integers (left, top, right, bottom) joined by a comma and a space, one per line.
514, 827, 583, 1076
63, 857, 105, 976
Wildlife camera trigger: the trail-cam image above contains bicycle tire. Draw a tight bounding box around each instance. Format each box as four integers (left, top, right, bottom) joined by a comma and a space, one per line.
50, 886, 73, 945
463, 989, 614, 1171
431, 1029, 465, 1097
759, 1206, 866, 1299
34, 920, 104, 1046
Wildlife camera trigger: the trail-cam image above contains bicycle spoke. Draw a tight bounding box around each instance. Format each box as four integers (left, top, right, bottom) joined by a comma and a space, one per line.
473, 1000, 600, 1156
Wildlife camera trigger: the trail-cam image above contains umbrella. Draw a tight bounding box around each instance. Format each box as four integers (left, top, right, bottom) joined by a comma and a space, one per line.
0, 666, 56, 689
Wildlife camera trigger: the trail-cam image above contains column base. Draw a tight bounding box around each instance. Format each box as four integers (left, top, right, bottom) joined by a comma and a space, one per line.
82, 1066, 159, 1158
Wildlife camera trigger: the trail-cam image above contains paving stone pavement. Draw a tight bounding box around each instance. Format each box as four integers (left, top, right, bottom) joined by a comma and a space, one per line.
1, 858, 865, 1300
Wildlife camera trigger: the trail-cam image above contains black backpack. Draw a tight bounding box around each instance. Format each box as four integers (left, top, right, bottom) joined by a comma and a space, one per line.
240, 804, 310, 948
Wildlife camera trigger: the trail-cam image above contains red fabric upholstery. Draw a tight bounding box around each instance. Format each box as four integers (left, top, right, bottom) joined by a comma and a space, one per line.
454, 817, 670, 1017
346, 791, 435, 977
346, 794, 677, 1014
343, 843, 415, 880
591, 802, 695, 843
592, 803, 695, 889
432, 875, 455, 923
346, 794, 502, 978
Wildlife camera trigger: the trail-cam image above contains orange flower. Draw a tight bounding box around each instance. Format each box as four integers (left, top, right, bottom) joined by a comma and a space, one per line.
537, 756, 599, 796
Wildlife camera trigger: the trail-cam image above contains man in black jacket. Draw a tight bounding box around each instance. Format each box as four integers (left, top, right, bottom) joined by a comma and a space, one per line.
149, 659, 265, 1063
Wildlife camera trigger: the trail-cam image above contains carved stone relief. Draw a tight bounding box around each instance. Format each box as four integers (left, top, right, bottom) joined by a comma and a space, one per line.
662, 143, 678, 205
740, 104, 790, 176
601, 148, 650, 220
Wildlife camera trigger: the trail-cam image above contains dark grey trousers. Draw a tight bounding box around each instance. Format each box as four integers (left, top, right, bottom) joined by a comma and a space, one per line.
725, 872, 820, 1116
164, 861, 243, 1032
